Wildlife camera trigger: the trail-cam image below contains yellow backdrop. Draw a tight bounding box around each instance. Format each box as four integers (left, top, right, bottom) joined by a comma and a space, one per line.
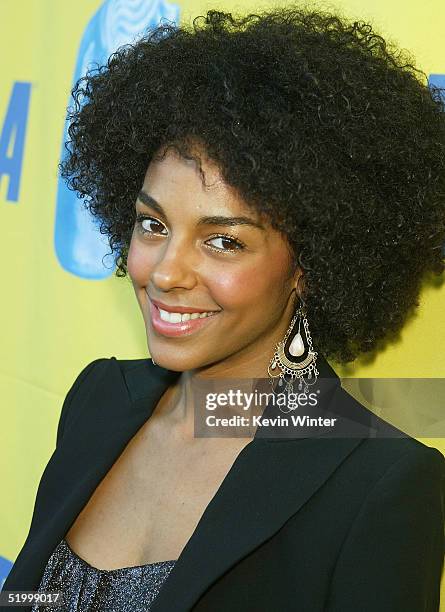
1, 0, 444, 601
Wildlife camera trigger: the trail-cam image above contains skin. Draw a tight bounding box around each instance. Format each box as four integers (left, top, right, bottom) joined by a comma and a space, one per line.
127, 142, 303, 440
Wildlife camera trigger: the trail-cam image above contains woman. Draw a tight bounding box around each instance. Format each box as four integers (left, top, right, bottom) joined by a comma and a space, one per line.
2, 6, 445, 612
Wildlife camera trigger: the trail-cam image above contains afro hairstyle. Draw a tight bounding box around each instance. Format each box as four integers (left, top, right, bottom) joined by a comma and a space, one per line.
59, 5, 445, 364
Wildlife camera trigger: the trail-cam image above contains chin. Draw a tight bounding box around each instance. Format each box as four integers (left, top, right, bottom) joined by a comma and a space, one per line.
153, 359, 184, 372
148, 346, 219, 372
147, 348, 190, 372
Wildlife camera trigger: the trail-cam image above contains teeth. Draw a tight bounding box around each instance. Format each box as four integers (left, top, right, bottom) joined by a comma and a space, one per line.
158, 308, 216, 323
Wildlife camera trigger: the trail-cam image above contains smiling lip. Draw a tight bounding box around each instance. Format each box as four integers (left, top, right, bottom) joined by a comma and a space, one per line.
149, 297, 220, 314
148, 298, 221, 338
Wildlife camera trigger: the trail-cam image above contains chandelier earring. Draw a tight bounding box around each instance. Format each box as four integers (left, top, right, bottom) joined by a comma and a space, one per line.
268, 296, 319, 396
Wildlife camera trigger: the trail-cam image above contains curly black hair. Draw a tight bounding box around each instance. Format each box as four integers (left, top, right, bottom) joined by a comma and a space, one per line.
59, 5, 445, 364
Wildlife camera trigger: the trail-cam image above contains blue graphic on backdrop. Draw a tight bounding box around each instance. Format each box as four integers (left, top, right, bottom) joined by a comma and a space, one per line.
0, 555, 13, 592
0, 82, 31, 203
429, 73, 445, 95
55, 0, 180, 279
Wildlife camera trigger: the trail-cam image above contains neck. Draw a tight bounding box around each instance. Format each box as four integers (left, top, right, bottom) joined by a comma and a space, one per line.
159, 364, 264, 442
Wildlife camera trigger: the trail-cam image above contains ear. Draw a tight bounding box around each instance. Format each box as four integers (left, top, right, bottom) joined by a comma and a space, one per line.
292, 266, 305, 300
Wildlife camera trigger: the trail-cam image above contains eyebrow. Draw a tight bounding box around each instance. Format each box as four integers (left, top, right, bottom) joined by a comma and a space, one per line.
137, 190, 265, 230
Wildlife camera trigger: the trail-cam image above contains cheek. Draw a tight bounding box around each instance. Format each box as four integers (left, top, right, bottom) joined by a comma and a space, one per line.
209, 253, 290, 311
127, 237, 151, 284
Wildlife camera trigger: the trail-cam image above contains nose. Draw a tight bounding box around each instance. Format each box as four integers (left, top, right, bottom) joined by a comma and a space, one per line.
150, 234, 198, 291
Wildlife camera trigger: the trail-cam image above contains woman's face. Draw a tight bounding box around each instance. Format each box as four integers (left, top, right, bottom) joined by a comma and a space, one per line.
127, 145, 302, 377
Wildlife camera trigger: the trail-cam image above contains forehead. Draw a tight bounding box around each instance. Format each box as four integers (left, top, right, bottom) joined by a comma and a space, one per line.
142, 146, 257, 217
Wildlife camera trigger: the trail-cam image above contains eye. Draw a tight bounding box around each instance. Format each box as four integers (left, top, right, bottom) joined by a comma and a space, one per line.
206, 234, 246, 253
135, 213, 168, 236
134, 213, 246, 254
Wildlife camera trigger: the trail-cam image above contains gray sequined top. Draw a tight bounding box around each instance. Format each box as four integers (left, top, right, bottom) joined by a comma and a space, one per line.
30, 538, 176, 611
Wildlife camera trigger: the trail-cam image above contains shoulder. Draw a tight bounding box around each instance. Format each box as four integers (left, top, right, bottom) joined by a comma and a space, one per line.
63, 356, 153, 398
56, 356, 151, 445
337, 435, 445, 501
356, 434, 445, 463
56, 358, 110, 435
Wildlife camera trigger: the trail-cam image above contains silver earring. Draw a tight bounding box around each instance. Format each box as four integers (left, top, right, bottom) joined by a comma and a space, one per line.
268, 301, 318, 395
151, 357, 157, 366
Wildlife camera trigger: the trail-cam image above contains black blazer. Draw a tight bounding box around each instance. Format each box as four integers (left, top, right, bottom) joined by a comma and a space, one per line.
2, 353, 444, 612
